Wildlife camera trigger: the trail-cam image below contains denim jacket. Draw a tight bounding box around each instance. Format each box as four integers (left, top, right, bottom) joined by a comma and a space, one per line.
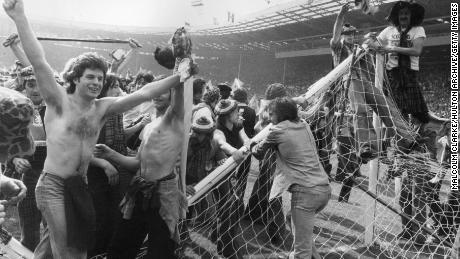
252, 120, 329, 200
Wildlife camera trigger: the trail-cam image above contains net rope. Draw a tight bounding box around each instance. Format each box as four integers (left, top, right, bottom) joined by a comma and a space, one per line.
0, 47, 454, 259
176, 48, 455, 259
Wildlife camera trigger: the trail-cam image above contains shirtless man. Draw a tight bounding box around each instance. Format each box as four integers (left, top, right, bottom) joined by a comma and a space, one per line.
94, 72, 188, 258
3, 0, 192, 258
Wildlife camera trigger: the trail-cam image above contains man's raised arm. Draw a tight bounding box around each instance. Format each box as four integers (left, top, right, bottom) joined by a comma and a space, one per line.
103, 74, 180, 116
3, 0, 64, 107
331, 4, 349, 46
103, 58, 194, 116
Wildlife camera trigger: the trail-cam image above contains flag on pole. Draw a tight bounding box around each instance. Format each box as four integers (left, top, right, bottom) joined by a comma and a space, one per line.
231, 78, 244, 90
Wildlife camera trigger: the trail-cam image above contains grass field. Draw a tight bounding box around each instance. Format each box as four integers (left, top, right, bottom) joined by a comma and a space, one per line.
1, 156, 454, 258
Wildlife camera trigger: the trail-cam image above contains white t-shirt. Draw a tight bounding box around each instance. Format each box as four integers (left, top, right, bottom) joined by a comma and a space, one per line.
377, 26, 426, 71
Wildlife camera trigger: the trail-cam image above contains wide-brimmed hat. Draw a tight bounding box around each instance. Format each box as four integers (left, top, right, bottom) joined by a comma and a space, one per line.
215, 99, 238, 116
386, 1, 425, 26
192, 116, 215, 133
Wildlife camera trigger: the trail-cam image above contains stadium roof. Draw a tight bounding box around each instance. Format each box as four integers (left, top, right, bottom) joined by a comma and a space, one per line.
190, 0, 450, 52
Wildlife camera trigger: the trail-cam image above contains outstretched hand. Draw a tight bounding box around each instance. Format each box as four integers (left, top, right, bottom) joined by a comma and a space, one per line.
0, 175, 27, 205
94, 144, 114, 160
2, 0, 25, 20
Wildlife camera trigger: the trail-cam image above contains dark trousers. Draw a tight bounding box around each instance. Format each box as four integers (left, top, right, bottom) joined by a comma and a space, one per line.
87, 169, 123, 258
246, 150, 285, 241
107, 194, 177, 259
213, 181, 244, 259
336, 136, 361, 202
19, 168, 43, 251
399, 172, 431, 236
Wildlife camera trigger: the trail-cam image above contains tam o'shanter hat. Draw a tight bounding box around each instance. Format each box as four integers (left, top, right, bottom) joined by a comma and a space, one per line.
387, 0, 425, 26
192, 116, 215, 133
215, 99, 238, 115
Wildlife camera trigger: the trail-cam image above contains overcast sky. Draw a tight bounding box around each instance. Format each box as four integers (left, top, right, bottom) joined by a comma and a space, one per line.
0, 0, 294, 28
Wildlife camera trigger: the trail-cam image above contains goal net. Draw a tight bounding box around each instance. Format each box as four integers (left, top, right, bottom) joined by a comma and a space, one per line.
177, 46, 455, 259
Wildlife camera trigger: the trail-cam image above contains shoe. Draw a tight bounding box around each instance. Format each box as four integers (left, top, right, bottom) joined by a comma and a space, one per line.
397, 230, 413, 240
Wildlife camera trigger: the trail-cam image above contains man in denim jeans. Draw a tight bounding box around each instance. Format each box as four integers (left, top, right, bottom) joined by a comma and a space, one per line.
3, 1, 194, 257
94, 78, 188, 258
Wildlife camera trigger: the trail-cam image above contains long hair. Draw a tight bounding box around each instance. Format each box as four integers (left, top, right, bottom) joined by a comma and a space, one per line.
61, 52, 108, 94
386, 1, 425, 27
269, 97, 299, 123
97, 73, 120, 99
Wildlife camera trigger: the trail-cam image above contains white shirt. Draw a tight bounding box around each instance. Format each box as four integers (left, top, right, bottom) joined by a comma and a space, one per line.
377, 26, 426, 71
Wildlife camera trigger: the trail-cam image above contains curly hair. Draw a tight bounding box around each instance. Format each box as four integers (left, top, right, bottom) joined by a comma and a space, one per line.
269, 97, 299, 123
61, 52, 108, 94
154, 47, 175, 70
97, 73, 121, 99
232, 88, 248, 104
134, 70, 154, 87
265, 83, 287, 100
202, 87, 220, 106
386, 1, 425, 27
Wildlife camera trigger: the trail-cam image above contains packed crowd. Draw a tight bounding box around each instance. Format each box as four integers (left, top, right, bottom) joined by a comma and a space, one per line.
0, 0, 457, 259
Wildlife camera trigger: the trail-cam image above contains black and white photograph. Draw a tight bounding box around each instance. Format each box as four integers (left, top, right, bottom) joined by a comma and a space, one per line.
0, 0, 457, 258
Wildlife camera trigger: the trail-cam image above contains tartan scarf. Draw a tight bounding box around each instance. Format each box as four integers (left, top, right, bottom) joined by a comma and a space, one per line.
398, 26, 412, 70
98, 114, 127, 155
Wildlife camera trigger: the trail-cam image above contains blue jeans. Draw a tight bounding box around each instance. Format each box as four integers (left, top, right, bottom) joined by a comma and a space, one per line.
34, 172, 86, 259
289, 184, 331, 259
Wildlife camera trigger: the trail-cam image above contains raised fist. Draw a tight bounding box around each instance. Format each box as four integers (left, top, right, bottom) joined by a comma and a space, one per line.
2, 0, 25, 20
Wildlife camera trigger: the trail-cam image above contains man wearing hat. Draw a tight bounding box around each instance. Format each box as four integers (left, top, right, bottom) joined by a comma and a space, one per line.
179, 116, 229, 256
192, 84, 220, 123
213, 99, 249, 258
330, 3, 378, 163
375, 0, 428, 124
217, 82, 232, 100
374, 0, 431, 246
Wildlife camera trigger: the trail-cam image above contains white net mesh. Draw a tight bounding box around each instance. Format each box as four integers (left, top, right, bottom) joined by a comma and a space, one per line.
176, 47, 455, 259
0, 47, 454, 259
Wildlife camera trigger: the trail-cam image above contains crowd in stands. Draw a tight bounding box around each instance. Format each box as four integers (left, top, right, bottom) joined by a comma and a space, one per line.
0, 1, 454, 258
